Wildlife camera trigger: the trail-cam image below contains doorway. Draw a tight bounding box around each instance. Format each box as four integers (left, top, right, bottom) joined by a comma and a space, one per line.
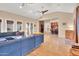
39, 21, 44, 33
50, 22, 58, 35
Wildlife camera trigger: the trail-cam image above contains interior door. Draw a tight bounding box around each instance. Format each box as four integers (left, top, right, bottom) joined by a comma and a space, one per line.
39, 21, 44, 33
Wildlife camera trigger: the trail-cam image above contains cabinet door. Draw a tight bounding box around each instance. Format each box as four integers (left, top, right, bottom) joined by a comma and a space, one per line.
8, 41, 22, 56
0, 45, 9, 56
8, 49, 22, 56
0, 41, 21, 56
35, 35, 40, 48
21, 37, 35, 56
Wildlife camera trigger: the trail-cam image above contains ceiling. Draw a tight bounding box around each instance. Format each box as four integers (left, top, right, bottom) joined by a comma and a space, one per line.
0, 3, 77, 19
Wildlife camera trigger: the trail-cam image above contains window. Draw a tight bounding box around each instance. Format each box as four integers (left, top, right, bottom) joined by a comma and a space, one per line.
7, 20, 14, 32
26, 23, 33, 35
17, 22, 22, 31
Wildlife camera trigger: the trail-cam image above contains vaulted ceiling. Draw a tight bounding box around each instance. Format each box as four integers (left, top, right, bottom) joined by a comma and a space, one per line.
0, 3, 77, 19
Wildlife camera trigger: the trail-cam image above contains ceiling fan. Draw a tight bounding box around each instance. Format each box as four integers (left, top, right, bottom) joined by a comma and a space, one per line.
40, 10, 48, 15
19, 3, 48, 14
37, 6, 48, 15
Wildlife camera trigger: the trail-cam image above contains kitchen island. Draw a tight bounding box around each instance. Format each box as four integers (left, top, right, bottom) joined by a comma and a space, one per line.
0, 32, 44, 56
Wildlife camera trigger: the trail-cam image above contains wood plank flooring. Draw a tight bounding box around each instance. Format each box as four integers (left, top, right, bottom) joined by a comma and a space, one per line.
27, 34, 76, 56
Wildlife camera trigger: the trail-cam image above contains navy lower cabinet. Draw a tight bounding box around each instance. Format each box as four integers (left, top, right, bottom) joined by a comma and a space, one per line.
8, 49, 22, 56
8, 41, 22, 56
0, 34, 44, 56
34, 34, 44, 48
0, 40, 22, 56
21, 37, 35, 56
0, 45, 10, 56
39, 34, 44, 43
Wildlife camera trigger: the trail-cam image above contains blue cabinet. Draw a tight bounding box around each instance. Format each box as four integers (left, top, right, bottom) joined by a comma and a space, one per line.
0, 40, 22, 56
21, 37, 35, 56
8, 41, 22, 56
0, 34, 44, 56
0, 45, 10, 56
8, 49, 22, 56
34, 34, 44, 48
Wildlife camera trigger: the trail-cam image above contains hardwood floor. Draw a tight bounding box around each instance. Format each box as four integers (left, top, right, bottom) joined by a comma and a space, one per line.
27, 34, 75, 56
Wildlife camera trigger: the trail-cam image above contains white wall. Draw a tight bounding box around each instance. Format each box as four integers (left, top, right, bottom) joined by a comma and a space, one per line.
0, 10, 74, 39
0, 11, 38, 36
44, 20, 51, 34
39, 12, 74, 38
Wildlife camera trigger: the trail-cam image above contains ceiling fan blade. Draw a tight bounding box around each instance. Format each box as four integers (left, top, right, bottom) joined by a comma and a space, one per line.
42, 10, 48, 14
36, 9, 48, 15
45, 10, 48, 12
